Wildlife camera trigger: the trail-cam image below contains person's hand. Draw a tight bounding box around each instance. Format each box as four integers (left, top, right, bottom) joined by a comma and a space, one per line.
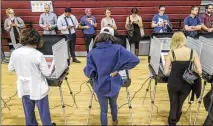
164, 21, 168, 25
9, 23, 13, 27
158, 21, 164, 27
67, 25, 73, 29
85, 26, 90, 29
110, 71, 118, 77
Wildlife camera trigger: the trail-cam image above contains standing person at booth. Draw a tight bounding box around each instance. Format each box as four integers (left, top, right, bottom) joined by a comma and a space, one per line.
164, 32, 202, 126
4, 8, 25, 49
39, 4, 57, 35
184, 6, 202, 38
151, 5, 170, 33
201, 4, 213, 32
125, 8, 143, 56
79, 8, 97, 53
57, 8, 81, 63
8, 28, 55, 126
84, 27, 139, 126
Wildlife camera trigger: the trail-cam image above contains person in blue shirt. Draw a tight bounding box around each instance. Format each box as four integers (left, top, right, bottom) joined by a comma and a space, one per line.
79, 8, 97, 53
84, 27, 140, 126
184, 6, 202, 38
152, 5, 170, 33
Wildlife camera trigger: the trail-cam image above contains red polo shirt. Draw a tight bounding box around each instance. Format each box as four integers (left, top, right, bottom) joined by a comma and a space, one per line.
201, 13, 213, 28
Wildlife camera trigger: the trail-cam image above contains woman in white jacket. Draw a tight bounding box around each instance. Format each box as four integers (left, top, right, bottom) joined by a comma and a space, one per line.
8, 28, 55, 126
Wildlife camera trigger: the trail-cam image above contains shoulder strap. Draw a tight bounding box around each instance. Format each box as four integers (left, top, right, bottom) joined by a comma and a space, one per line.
129, 16, 131, 24
70, 15, 76, 31
172, 50, 176, 61
189, 49, 193, 61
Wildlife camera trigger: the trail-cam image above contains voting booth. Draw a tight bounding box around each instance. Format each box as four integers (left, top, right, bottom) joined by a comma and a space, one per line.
38, 35, 76, 125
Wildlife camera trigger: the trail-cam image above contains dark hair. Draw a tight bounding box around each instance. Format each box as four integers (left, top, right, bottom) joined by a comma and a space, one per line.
131, 8, 138, 14
19, 28, 42, 47
65, 8, 71, 13
205, 4, 213, 9
191, 6, 199, 11
92, 33, 118, 48
159, 5, 165, 10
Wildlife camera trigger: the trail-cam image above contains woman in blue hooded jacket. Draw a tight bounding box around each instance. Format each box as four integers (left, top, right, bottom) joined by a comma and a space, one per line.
84, 27, 140, 125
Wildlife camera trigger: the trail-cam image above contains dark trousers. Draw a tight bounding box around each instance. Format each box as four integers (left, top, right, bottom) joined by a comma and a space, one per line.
167, 86, 191, 125
22, 95, 52, 126
84, 34, 95, 53
67, 33, 76, 59
96, 94, 118, 126
134, 41, 139, 49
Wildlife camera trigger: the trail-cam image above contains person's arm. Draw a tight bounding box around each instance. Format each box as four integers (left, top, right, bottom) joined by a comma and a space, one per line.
151, 15, 158, 28
115, 46, 140, 71
39, 14, 45, 29
51, 14, 57, 29
73, 15, 79, 29
78, 17, 90, 29
84, 53, 97, 78
164, 51, 173, 76
192, 50, 202, 75
137, 16, 143, 28
201, 14, 209, 31
57, 16, 68, 31
8, 53, 15, 72
39, 55, 54, 77
112, 18, 117, 30
93, 16, 97, 28
16, 17, 25, 28
4, 19, 12, 32
101, 18, 104, 29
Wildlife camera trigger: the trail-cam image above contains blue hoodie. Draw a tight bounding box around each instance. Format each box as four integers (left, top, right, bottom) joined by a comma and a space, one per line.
84, 41, 140, 97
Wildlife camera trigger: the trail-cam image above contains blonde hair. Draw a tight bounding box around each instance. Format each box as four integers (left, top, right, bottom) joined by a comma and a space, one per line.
6, 8, 14, 16
170, 32, 186, 50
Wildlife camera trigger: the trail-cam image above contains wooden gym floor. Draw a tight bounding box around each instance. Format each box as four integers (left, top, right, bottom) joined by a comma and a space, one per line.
1, 57, 210, 125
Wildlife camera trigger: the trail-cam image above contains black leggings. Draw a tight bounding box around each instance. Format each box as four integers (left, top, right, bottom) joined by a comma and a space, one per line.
167, 86, 191, 125
134, 41, 139, 49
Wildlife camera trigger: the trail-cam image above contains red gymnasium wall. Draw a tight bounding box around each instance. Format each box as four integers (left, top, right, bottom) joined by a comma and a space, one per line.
1, 0, 201, 53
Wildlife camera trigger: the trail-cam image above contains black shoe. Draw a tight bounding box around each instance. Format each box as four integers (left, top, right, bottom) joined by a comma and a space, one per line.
52, 122, 56, 126
73, 59, 81, 63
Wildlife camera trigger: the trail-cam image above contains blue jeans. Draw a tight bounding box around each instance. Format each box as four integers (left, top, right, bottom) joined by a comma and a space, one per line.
22, 95, 52, 126
97, 94, 118, 126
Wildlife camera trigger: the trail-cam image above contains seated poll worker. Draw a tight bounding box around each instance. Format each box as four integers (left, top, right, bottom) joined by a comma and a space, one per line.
164, 32, 202, 126
8, 28, 55, 126
84, 27, 140, 126
201, 4, 213, 32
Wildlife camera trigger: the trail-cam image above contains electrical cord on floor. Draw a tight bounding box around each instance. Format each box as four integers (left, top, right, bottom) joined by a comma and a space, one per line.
118, 77, 152, 109
1, 91, 17, 111
86, 82, 99, 102
50, 81, 88, 110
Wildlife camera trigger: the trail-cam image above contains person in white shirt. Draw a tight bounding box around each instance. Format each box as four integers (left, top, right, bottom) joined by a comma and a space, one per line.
8, 28, 55, 126
57, 8, 81, 63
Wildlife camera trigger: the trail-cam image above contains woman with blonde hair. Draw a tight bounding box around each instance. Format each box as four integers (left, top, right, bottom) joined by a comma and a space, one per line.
164, 32, 202, 125
4, 8, 25, 49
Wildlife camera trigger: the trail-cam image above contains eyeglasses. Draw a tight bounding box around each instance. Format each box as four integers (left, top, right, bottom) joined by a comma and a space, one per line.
208, 8, 213, 9
160, 10, 165, 12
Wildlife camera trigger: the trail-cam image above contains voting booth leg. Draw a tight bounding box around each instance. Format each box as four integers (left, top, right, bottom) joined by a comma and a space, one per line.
193, 81, 207, 125
149, 78, 157, 125
86, 88, 95, 125
142, 79, 152, 106
126, 87, 134, 125
59, 85, 67, 125
65, 77, 78, 108
1, 97, 10, 110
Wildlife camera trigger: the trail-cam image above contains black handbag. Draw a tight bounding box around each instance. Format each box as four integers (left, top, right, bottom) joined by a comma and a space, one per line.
182, 49, 198, 85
